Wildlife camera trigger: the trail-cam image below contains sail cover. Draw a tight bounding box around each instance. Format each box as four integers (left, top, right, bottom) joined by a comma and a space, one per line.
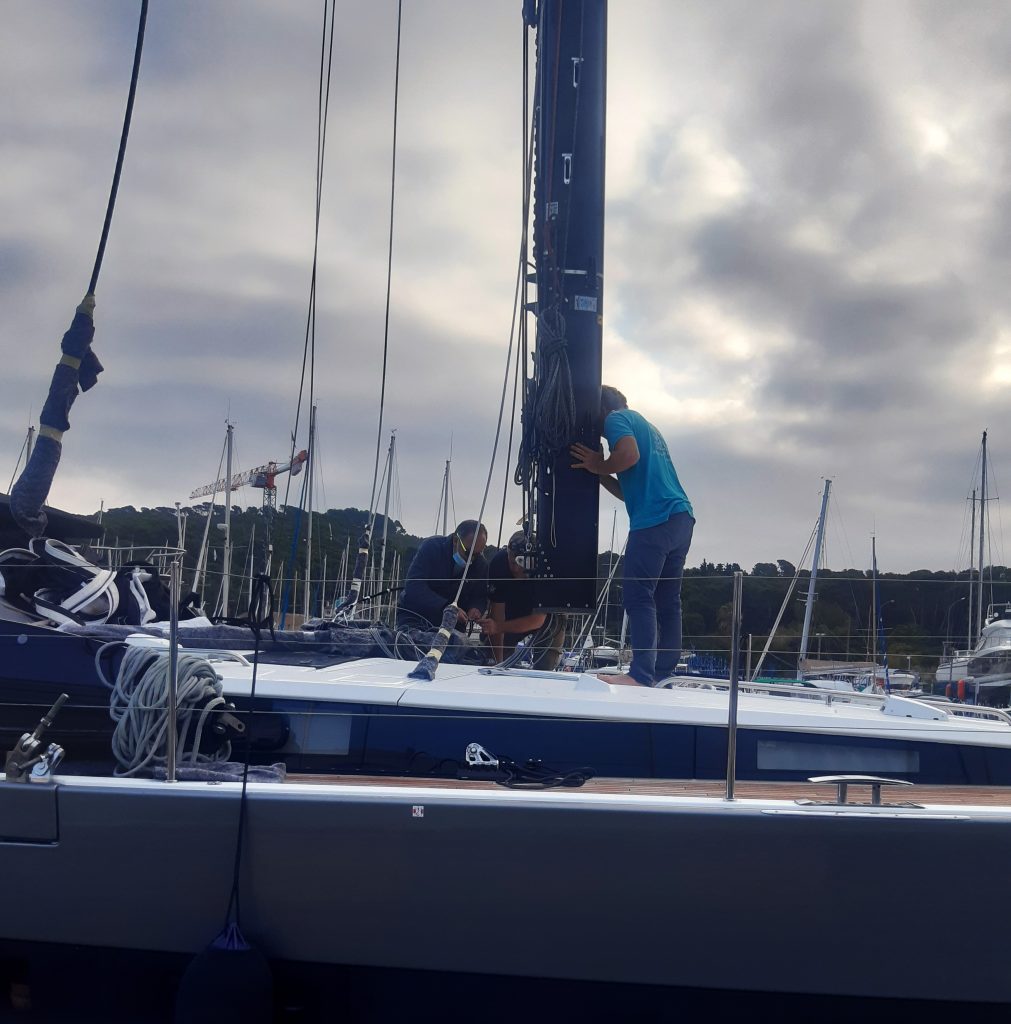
10, 296, 103, 538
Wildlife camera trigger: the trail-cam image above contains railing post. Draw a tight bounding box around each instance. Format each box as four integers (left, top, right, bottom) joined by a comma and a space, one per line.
166, 559, 181, 783
725, 571, 744, 801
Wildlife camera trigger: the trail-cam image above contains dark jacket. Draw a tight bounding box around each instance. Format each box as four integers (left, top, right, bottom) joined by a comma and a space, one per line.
396, 534, 489, 629
487, 548, 537, 648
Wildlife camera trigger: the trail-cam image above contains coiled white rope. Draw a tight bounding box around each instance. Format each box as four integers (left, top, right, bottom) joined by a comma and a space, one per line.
105, 645, 230, 777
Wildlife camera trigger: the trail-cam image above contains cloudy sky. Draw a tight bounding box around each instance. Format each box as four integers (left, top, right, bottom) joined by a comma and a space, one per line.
4, 0, 1010, 573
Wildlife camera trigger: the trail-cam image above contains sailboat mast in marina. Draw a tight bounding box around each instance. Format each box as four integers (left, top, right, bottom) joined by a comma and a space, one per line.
6, 5, 1011, 1014
977, 429, 988, 638
796, 478, 831, 678
523, 0, 605, 612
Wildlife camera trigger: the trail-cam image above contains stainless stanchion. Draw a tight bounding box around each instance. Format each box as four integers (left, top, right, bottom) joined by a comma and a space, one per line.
166, 559, 181, 783
745, 633, 753, 682
725, 571, 743, 801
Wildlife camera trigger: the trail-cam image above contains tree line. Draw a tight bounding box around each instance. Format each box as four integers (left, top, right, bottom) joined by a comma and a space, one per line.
95, 505, 1005, 672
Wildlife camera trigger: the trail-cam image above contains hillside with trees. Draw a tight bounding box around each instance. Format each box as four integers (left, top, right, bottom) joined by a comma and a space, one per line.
90, 505, 1005, 675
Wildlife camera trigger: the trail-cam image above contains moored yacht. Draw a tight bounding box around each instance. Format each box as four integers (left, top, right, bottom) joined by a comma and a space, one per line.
935, 603, 1011, 696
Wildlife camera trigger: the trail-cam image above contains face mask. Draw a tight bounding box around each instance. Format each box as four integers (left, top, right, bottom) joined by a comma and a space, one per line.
453, 550, 467, 570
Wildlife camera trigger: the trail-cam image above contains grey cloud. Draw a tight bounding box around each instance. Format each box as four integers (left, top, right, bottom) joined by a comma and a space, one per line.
8, 1, 1011, 573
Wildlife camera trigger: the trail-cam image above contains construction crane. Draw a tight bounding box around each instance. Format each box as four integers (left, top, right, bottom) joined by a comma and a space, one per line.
190, 449, 309, 510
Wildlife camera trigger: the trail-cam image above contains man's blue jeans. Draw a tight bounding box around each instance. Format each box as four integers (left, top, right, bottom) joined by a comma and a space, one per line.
623, 512, 695, 685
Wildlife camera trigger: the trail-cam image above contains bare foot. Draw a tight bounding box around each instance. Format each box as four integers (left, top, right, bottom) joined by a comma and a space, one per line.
599, 672, 643, 687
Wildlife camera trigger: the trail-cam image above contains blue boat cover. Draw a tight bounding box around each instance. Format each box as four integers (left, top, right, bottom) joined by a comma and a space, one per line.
11, 298, 104, 538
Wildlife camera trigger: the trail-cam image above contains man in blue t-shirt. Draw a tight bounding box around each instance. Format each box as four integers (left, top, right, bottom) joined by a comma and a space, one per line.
571, 386, 695, 686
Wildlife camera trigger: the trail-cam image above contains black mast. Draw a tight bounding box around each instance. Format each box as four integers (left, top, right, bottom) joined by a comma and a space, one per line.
523, 0, 606, 611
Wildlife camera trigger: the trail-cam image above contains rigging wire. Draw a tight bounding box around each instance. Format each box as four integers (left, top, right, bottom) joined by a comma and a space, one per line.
986, 451, 1005, 573
750, 523, 819, 680
88, 0, 149, 296
828, 491, 855, 571
392, 444, 404, 525
409, 103, 540, 679
6, 432, 29, 494
953, 486, 972, 573
192, 434, 228, 598
433, 474, 444, 535
497, 19, 534, 548
330, 0, 402, 624
10, 1, 149, 541
449, 465, 457, 531
312, 425, 329, 517
366, 0, 403, 524
284, 0, 336, 511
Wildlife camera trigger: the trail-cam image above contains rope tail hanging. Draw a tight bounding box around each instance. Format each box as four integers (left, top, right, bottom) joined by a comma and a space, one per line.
11, 0, 149, 539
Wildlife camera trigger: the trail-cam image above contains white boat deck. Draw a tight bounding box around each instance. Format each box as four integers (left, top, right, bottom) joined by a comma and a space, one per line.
209, 656, 1011, 748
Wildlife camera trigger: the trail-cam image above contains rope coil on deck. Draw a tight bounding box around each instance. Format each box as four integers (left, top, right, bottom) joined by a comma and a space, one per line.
103, 645, 231, 777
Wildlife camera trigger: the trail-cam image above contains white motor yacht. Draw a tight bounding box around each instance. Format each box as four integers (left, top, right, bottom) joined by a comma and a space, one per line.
935, 604, 1011, 689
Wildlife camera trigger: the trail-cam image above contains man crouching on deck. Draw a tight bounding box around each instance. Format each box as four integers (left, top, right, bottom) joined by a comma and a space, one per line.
570, 386, 694, 687
479, 530, 565, 670
396, 520, 489, 630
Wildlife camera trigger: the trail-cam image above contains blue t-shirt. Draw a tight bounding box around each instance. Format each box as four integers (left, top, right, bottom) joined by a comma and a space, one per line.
603, 409, 693, 530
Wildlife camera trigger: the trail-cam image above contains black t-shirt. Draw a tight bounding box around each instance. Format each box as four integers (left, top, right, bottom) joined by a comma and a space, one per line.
488, 549, 539, 645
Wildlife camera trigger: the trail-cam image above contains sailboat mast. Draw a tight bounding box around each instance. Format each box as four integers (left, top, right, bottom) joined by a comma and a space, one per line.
524, 0, 606, 612
379, 432, 396, 592
797, 479, 832, 678
602, 508, 616, 641
221, 422, 234, 616
303, 405, 316, 619
968, 487, 976, 649
870, 534, 877, 662
247, 522, 255, 608
977, 430, 987, 638
192, 497, 215, 598
392, 551, 401, 621
441, 459, 450, 535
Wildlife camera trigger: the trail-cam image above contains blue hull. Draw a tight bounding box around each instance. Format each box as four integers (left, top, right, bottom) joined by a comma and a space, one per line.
2, 621, 1010, 784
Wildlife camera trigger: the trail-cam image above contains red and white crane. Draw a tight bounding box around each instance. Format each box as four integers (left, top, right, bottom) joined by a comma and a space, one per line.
190, 449, 309, 510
